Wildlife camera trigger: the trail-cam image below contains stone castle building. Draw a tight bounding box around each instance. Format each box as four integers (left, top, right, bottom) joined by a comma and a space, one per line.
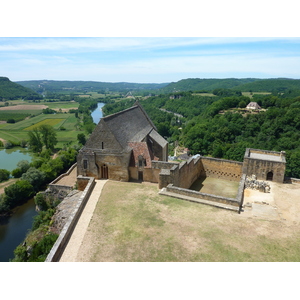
77, 102, 168, 182
77, 102, 286, 190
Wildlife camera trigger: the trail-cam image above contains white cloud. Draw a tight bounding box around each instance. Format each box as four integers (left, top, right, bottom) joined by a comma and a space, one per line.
1, 37, 299, 53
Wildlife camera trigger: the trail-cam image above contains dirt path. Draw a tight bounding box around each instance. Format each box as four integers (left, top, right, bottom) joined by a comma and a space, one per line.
59, 180, 107, 262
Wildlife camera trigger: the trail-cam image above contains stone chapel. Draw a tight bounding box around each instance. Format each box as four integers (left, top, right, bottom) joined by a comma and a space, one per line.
77, 101, 168, 182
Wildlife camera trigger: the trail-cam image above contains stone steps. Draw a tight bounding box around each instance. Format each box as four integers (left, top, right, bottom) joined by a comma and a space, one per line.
159, 188, 241, 212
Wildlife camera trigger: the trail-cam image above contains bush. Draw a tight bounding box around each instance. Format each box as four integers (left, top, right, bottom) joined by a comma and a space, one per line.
4, 180, 34, 208
4, 141, 12, 149
34, 192, 48, 211
0, 169, 10, 182
11, 168, 23, 178
28, 233, 58, 262
7, 118, 15, 123
31, 209, 55, 231
21, 167, 46, 191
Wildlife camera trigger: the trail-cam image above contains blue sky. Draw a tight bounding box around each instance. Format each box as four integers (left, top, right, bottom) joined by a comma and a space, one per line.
1, 37, 300, 83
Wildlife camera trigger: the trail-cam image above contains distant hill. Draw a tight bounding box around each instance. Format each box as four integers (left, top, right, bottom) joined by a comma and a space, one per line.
0, 77, 42, 100
15, 78, 300, 96
158, 78, 259, 93
231, 78, 300, 92
16, 80, 169, 94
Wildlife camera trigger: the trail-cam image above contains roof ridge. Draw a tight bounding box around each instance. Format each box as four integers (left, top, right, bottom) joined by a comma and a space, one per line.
134, 101, 157, 131
102, 105, 138, 121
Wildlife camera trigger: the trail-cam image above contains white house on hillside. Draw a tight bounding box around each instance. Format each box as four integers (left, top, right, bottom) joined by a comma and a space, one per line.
246, 102, 261, 110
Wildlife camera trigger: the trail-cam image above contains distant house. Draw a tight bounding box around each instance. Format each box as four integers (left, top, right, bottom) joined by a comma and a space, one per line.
246, 102, 261, 110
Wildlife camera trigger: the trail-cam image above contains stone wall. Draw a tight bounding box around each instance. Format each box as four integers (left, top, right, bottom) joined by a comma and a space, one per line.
165, 184, 241, 207
157, 156, 242, 189
77, 150, 131, 181
242, 148, 286, 183
163, 173, 246, 212
201, 157, 243, 182
45, 176, 96, 262
171, 156, 204, 189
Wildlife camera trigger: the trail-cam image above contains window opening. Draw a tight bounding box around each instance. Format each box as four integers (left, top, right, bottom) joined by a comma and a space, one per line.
83, 160, 88, 169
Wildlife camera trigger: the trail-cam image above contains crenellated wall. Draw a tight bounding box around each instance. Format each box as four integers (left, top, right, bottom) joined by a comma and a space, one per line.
170, 156, 203, 189
201, 157, 243, 182
157, 156, 243, 189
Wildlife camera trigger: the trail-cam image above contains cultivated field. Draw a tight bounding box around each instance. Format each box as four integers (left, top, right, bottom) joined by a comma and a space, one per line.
72, 180, 300, 262
0, 101, 82, 147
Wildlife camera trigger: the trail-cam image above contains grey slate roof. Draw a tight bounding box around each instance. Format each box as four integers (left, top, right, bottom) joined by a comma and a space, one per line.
103, 104, 153, 149
82, 102, 167, 154
149, 129, 168, 147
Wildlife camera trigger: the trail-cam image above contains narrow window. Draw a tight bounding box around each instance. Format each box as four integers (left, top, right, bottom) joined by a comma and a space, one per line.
102, 142, 104, 149
83, 159, 88, 169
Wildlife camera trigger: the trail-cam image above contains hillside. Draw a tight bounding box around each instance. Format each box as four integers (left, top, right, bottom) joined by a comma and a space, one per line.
0, 77, 41, 100
231, 78, 300, 92
16, 80, 169, 94
158, 78, 258, 93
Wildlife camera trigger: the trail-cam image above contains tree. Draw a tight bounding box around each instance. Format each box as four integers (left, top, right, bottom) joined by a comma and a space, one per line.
4, 180, 34, 208
21, 167, 46, 191
17, 160, 30, 173
0, 169, 10, 182
77, 133, 86, 145
28, 125, 57, 153
28, 128, 43, 152
39, 125, 57, 151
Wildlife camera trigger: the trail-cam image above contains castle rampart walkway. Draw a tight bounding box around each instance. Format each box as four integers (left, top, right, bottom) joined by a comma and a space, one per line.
59, 179, 107, 262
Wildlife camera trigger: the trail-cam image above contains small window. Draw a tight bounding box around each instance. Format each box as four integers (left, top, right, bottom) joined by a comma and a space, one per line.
83, 160, 88, 169
138, 155, 144, 167
101, 142, 104, 149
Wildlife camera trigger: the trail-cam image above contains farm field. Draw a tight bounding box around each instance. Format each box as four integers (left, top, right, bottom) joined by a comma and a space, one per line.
0, 101, 83, 148
45, 101, 79, 111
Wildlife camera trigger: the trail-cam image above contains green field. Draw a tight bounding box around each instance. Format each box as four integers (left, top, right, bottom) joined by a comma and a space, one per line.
45, 101, 79, 110
24, 118, 65, 130
0, 102, 84, 148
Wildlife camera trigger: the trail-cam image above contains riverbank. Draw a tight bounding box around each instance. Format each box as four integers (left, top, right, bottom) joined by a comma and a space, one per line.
0, 178, 18, 194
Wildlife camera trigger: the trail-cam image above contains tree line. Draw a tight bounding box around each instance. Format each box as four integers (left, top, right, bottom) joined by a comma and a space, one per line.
103, 89, 300, 178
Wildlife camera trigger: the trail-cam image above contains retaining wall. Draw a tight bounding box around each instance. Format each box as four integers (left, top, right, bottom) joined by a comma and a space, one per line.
201, 157, 243, 182
48, 163, 77, 193
164, 173, 246, 212
45, 176, 96, 262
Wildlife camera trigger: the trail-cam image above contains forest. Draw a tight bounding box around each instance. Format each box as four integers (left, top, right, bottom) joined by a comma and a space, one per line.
0, 77, 42, 100
102, 90, 300, 178
16, 78, 300, 95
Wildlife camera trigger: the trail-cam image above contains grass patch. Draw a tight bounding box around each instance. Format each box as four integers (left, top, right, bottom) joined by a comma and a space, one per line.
24, 119, 65, 130
78, 181, 300, 262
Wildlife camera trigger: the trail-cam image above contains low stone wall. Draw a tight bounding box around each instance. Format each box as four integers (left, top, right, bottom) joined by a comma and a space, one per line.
45, 176, 96, 262
49, 163, 77, 185
166, 184, 241, 207
285, 177, 300, 184
164, 173, 246, 212
236, 174, 246, 209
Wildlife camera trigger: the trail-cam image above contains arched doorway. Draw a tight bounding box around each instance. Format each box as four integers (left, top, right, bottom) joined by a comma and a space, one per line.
267, 171, 273, 181
101, 164, 108, 179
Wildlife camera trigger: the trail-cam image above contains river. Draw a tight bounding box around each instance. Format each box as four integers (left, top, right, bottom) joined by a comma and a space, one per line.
91, 102, 105, 124
0, 102, 105, 262
0, 148, 36, 261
